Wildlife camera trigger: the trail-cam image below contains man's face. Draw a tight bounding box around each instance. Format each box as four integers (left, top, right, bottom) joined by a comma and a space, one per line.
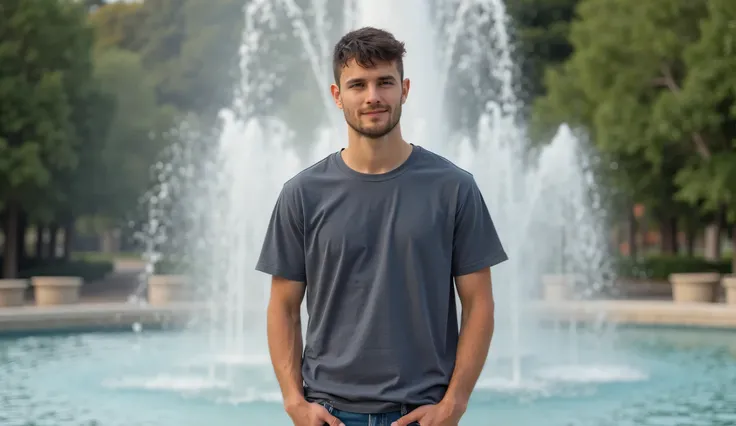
331, 59, 410, 139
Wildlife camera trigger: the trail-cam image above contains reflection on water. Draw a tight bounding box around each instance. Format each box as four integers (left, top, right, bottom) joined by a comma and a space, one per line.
1, 326, 735, 426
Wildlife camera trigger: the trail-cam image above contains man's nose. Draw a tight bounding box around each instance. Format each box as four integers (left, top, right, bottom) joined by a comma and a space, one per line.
365, 84, 381, 104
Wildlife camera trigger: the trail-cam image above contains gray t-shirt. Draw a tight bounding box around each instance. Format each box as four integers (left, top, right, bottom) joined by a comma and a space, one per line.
256, 144, 508, 413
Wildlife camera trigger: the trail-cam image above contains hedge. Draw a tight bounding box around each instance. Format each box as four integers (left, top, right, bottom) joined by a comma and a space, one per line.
0, 258, 115, 282
615, 255, 731, 281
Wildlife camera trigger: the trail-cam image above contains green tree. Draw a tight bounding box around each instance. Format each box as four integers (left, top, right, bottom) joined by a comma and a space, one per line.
74, 47, 170, 226
670, 0, 736, 217
532, 0, 736, 268
506, 0, 579, 107
0, 0, 99, 278
87, 1, 141, 51
671, 0, 736, 270
124, 0, 245, 123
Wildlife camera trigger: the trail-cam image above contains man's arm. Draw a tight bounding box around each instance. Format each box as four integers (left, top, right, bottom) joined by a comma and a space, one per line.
442, 267, 495, 411
267, 277, 344, 426
392, 267, 495, 426
394, 179, 504, 426
267, 275, 307, 410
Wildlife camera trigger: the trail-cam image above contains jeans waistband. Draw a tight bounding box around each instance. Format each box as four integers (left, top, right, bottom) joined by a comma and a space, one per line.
315, 399, 420, 415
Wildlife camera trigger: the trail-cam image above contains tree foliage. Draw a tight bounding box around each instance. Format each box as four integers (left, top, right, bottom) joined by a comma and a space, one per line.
84, 0, 247, 216
87, 1, 141, 51
532, 1, 728, 201
82, 47, 169, 220
0, 0, 248, 277
0, 0, 102, 277
531, 0, 736, 266
506, 0, 579, 107
671, 0, 736, 220
92, 0, 245, 124
0, 0, 97, 209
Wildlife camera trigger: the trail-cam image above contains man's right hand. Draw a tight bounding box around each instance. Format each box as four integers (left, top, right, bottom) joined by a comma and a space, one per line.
285, 399, 345, 426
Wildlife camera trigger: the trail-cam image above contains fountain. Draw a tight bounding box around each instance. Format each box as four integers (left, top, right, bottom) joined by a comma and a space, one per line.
134, 0, 619, 392
5, 2, 736, 426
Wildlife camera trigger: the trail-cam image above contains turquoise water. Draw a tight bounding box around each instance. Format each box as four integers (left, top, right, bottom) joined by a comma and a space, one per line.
1, 325, 736, 426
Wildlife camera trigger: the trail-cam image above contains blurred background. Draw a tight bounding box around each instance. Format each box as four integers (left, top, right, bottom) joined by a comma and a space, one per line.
1, 0, 734, 284
0, 0, 735, 425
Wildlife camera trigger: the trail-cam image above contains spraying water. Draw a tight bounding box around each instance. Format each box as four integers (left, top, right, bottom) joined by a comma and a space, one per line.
136, 0, 617, 397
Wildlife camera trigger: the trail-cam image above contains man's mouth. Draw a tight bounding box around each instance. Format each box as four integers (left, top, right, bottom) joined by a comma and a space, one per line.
363, 109, 388, 115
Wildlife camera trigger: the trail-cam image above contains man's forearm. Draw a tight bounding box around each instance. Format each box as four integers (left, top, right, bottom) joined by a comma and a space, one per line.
267, 302, 305, 408
443, 300, 495, 407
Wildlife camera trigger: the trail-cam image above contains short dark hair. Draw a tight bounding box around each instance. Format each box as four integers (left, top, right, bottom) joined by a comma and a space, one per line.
332, 27, 406, 85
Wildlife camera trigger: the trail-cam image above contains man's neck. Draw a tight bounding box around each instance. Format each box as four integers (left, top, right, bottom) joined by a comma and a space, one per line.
342, 129, 413, 175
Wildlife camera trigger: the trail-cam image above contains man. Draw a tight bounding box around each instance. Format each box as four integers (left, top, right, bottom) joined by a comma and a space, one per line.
256, 27, 508, 426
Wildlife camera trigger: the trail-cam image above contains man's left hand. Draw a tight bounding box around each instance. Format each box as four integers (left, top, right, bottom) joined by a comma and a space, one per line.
390, 399, 466, 426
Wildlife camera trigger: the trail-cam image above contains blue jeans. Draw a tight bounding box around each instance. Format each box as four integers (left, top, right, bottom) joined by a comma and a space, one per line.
319, 401, 420, 426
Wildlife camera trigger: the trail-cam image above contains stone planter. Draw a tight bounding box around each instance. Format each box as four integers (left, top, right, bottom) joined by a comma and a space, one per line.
668, 273, 720, 303
542, 274, 578, 302
147, 275, 190, 306
722, 275, 736, 305
0, 279, 29, 307
31, 276, 83, 306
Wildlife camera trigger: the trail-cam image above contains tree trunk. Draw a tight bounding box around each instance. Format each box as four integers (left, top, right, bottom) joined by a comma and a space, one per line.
704, 222, 721, 260
672, 217, 679, 254
2, 201, 20, 279
685, 222, 696, 257
628, 208, 638, 259
99, 228, 120, 253
35, 225, 45, 258
62, 220, 74, 261
731, 224, 736, 274
660, 216, 678, 254
48, 223, 59, 259
16, 210, 28, 269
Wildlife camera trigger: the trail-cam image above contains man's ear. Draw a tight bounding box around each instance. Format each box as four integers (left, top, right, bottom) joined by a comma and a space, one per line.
330, 83, 343, 109
401, 78, 411, 104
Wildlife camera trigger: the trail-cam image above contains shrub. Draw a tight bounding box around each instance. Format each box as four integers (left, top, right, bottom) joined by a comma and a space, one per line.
615, 255, 731, 281
16, 259, 114, 282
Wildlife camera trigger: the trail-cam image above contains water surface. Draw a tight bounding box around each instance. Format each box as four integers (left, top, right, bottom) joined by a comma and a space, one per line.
1, 325, 735, 426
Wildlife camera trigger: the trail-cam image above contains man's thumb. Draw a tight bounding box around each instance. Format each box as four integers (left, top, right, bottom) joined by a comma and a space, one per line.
318, 406, 345, 426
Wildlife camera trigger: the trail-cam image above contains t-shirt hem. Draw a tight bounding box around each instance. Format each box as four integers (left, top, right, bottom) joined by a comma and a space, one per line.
254, 261, 306, 283
305, 390, 429, 414
453, 250, 509, 277
307, 397, 402, 414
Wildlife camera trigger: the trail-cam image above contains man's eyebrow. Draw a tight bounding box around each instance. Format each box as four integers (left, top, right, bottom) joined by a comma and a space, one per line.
345, 75, 397, 85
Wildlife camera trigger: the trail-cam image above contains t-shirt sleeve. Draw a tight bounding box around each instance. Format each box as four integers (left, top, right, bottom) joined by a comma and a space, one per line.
254, 182, 306, 282
452, 177, 508, 277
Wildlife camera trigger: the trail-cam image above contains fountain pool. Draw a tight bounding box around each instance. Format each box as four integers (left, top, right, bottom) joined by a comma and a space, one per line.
2, 325, 736, 425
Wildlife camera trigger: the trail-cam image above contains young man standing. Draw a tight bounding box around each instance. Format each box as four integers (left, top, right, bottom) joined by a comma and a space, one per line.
256, 27, 508, 426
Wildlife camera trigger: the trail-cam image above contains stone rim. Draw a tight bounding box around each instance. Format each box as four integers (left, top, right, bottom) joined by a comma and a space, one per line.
0, 279, 29, 290
30, 276, 83, 287
148, 275, 188, 287
722, 275, 736, 288
669, 272, 721, 285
